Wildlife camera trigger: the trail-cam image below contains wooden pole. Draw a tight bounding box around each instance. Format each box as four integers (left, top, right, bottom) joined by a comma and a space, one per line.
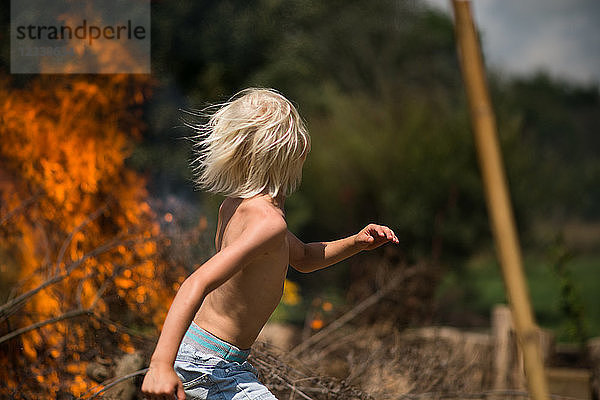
450, 1, 550, 399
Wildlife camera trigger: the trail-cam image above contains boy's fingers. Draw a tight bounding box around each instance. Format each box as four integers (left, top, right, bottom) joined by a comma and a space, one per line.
379, 226, 391, 239
177, 381, 186, 400
362, 224, 399, 245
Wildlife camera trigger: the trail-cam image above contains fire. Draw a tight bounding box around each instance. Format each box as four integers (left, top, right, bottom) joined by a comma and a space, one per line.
0, 74, 183, 398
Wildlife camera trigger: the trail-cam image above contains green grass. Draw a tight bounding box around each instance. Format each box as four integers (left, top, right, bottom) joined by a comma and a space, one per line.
437, 251, 600, 343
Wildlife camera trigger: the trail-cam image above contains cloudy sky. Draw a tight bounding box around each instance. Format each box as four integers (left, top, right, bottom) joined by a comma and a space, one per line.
423, 0, 600, 85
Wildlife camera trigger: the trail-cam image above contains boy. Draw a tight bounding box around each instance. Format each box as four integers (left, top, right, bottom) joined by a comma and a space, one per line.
142, 88, 398, 399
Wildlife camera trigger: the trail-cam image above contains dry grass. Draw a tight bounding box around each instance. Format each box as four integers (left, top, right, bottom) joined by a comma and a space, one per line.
253, 322, 494, 400
253, 324, 584, 400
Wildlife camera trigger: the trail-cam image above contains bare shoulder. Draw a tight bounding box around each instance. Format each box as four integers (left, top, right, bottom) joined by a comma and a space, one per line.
236, 198, 287, 248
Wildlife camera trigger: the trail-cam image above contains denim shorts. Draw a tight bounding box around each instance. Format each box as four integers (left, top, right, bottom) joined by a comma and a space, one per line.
174, 322, 278, 400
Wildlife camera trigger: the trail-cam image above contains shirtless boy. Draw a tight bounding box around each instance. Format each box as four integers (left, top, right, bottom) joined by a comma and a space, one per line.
142, 88, 398, 399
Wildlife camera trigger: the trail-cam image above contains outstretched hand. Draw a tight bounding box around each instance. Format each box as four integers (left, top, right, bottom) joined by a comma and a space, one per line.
354, 224, 399, 251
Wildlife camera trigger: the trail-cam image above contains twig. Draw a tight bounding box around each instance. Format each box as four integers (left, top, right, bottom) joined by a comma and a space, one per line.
0, 192, 40, 226
397, 390, 583, 400
0, 277, 107, 344
0, 308, 93, 344
84, 368, 149, 399
290, 265, 417, 356
302, 328, 362, 362
0, 235, 139, 321
270, 374, 314, 400
285, 383, 313, 400
89, 314, 156, 341
54, 204, 109, 276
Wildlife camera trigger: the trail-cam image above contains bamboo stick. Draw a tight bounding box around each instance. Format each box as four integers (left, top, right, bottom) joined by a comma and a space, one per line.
450, 1, 550, 399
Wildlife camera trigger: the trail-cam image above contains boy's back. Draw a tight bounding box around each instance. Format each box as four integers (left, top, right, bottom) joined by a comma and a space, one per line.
194, 195, 289, 349
141, 88, 398, 400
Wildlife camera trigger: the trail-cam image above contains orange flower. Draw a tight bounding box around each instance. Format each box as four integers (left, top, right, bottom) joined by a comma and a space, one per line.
310, 318, 324, 330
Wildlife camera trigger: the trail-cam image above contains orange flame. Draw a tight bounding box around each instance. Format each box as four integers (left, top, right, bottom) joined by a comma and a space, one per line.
0, 73, 182, 398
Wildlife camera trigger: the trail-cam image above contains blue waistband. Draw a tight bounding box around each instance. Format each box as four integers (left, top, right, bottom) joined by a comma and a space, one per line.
182, 322, 250, 363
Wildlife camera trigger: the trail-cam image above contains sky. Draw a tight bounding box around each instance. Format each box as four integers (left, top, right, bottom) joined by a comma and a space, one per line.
422, 0, 600, 85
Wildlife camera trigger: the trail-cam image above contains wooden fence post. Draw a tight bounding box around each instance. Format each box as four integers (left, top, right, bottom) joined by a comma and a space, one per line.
450, 2, 551, 399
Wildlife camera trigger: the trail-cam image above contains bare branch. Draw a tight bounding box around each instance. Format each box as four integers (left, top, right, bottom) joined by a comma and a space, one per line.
82, 368, 148, 400
290, 265, 417, 356
89, 314, 156, 341
278, 379, 315, 400
0, 192, 40, 226
0, 270, 111, 345
397, 390, 582, 400
0, 235, 141, 322
89, 279, 110, 309
54, 205, 109, 276
0, 307, 92, 344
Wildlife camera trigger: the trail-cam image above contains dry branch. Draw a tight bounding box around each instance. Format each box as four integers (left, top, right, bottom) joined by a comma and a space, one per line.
0, 279, 107, 344
89, 314, 156, 341
54, 204, 109, 276
0, 192, 40, 226
0, 308, 92, 344
397, 390, 582, 400
251, 341, 373, 400
84, 368, 148, 399
291, 265, 417, 356
0, 235, 139, 322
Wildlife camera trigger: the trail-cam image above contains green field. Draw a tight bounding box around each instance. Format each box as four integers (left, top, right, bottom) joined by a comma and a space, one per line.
437, 251, 600, 342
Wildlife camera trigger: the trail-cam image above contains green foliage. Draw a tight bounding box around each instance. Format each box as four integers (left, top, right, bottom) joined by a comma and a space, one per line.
296, 85, 488, 262
493, 73, 600, 220
548, 236, 589, 344
140, 1, 600, 285
137, 1, 600, 330
1, 0, 598, 348
144, 0, 495, 264
436, 250, 599, 342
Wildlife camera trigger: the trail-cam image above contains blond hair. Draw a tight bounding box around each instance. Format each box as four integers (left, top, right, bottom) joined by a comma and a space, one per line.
189, 88, 310, 198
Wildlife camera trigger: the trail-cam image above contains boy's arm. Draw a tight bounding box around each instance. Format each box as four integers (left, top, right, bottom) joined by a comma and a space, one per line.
288, 224, 398, 273
142, 215, 286, 399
